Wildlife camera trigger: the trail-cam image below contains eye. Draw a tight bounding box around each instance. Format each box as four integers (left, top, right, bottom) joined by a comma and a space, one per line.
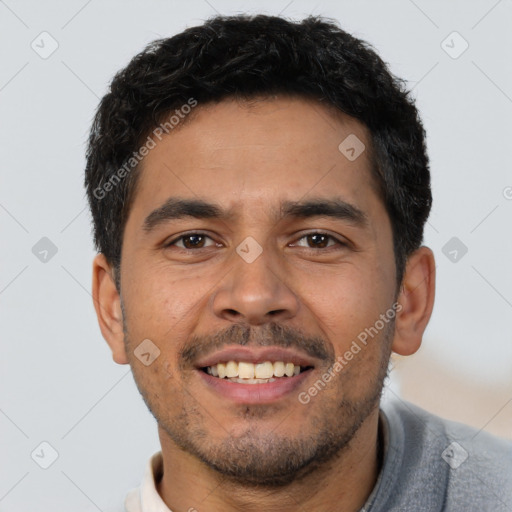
166, 233, 218, 249
165, 232, 345, 251
292, 232, 344, 250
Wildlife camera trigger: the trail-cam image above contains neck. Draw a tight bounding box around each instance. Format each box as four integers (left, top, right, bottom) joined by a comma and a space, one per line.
156, 408, 382, 512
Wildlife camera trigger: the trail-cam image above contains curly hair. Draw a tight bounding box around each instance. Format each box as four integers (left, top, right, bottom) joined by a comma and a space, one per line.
85, 14, 431, 287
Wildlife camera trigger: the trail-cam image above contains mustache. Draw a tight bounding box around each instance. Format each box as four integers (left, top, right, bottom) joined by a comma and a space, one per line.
179, 322, 334, 369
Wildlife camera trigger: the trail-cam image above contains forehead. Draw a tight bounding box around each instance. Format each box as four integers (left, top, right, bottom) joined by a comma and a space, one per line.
127, 96, 381, 227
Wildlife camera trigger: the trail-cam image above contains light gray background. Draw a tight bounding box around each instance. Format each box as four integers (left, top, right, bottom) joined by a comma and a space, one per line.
1, 0, 511, 510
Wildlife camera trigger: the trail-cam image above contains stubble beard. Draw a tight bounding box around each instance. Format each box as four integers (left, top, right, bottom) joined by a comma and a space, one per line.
125, 317, 393, 487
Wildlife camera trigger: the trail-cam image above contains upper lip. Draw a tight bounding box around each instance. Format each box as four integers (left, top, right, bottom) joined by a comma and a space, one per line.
195, 346, 317, 369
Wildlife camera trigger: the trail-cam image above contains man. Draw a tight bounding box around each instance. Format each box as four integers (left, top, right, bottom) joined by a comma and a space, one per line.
85, 14, 512, 512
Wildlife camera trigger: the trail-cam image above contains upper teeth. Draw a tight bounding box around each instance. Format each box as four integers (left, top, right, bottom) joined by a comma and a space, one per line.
206, 361, 302, 379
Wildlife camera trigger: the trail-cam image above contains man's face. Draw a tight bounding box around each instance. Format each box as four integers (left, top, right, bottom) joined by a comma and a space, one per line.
119, 97, 398, 485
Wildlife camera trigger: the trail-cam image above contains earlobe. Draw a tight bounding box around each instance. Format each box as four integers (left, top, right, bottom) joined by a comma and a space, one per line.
91, 254, 129, 365
392, 246, 436, 356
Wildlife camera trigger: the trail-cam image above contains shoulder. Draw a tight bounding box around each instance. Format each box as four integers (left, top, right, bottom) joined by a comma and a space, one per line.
381, 399, 512, 511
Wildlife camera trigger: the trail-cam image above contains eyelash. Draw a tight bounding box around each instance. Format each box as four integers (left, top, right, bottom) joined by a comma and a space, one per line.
165, 231, 346, 251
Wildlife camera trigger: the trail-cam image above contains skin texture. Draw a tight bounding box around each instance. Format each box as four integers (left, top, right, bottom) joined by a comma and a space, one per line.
92, 96, 435, 512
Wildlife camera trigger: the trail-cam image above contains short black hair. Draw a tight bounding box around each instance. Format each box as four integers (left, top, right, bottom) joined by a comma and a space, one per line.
85, 14, 431, 287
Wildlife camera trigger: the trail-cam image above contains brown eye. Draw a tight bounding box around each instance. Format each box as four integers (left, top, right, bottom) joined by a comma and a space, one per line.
167, 233, 216, 249
294, 232, 340, 249
306, 233, 330, 248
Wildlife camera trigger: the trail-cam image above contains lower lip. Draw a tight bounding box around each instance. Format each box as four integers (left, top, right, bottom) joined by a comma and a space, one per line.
197, 369, 313, 404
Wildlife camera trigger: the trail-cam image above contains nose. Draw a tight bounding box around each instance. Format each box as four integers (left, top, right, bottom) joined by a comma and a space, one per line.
211, 246, 300, 326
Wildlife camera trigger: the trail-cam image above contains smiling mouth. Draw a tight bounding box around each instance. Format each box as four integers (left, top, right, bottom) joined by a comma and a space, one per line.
201, 361, 314, 384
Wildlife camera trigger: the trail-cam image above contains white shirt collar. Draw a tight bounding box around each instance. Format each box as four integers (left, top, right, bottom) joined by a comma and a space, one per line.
124, 451, 172, 512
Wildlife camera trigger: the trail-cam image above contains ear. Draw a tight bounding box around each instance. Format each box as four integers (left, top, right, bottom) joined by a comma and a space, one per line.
392, 246, 436, 356
92, 254, 128, 364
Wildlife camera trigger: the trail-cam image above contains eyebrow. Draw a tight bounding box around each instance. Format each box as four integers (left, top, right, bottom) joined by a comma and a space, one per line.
142, 197, 368, 232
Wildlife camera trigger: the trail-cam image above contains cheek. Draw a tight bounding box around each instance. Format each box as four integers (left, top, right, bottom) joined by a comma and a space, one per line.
300, 263, 391, 351
121, 264, 202, 352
